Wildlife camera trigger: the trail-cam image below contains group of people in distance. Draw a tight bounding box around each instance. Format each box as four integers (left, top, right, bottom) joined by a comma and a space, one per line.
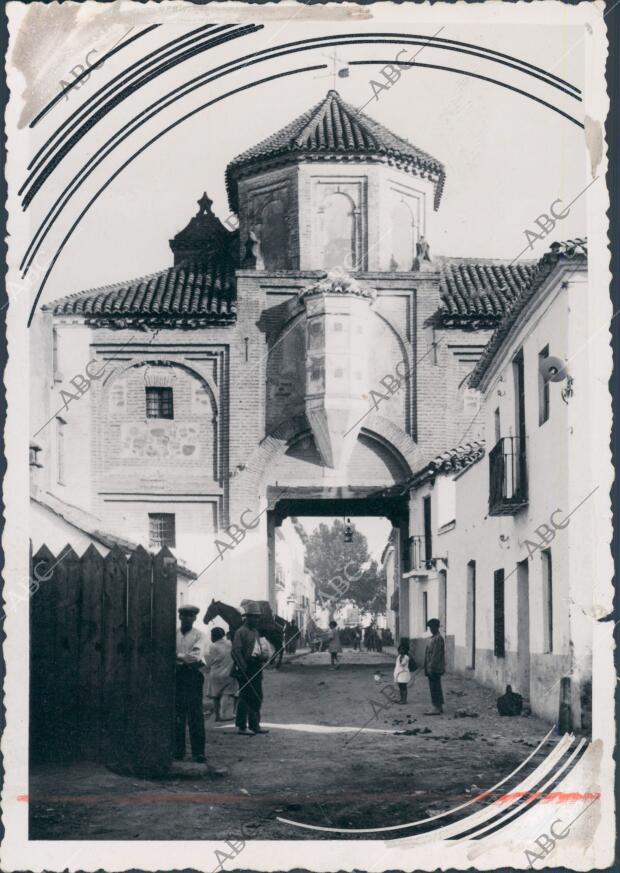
175, 601, 271, 770
309, 614, 447, 714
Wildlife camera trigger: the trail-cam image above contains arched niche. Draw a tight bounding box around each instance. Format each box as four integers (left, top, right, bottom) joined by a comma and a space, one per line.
264, 429, 410, 489
260, 199, 289, 269
265, 315, 306, 434
101, 360, 219, 479
322, 191, 356, 270
390, 200, 416, 272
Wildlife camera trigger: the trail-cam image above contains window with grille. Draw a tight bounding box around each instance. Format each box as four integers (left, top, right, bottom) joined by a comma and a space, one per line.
149, 513, 176, 549
145, 386, 174, 419
494, 569, 505, 657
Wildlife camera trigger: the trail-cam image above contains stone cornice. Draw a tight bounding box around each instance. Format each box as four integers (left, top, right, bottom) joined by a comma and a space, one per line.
298, 268, 377, 302
84, 315, 236, 330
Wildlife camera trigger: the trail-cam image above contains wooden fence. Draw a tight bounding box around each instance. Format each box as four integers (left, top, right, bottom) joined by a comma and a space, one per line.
30, 543, 177, 776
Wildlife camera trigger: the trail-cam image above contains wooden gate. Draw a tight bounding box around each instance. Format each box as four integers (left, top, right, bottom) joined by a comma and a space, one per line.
30, 543, 177, 776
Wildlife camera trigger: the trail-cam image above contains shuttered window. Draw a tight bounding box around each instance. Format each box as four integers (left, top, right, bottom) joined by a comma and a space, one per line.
494, 569, 505, 658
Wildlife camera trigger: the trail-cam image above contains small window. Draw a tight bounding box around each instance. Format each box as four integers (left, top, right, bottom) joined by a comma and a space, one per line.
494, 569, 505, 658
494, 407, 501, 443
538, 345, 550, 425
422, 591, 428, 631
149, 513, 176, 549
541, 549, 553, 652
145, 386, 173, 419
56, 418, 66, 485
423, 495, 432, 565
52, 328, 62, 382
30, 443, 42, 468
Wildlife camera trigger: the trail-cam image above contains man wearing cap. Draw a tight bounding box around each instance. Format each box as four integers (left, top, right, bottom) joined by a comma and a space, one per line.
175, 605, 207, 762
424, 618, 446, 715
232, 602, 269, 736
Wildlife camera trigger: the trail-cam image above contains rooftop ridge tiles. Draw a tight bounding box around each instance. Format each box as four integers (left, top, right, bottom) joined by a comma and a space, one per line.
225, 89, 445, 212
44, 265, 177, 312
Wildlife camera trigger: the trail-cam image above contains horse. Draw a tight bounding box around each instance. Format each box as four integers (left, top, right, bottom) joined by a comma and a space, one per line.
203, 599, 286, 667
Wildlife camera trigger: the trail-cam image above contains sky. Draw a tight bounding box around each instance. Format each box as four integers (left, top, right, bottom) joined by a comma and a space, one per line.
13, 12, 590, 306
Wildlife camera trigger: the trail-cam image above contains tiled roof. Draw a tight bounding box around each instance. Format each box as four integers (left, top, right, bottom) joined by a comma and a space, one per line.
429, 441, 486, 475
436, 258, 537, 328
46, 259, 237, 328
226, 89, 445, 213
409, 441, 486, 486
469, 239, 587, 388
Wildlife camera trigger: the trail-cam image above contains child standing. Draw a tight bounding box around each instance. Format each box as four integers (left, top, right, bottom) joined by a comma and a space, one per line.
327, 620, 342, 668
394, 643, 411, 703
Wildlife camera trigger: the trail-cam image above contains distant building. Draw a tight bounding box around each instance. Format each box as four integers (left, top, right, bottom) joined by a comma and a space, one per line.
275, 518, 315, 634
381, 531, 398, 640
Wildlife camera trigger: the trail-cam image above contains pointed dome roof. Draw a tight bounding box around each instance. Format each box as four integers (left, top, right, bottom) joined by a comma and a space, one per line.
169, 191, 237, 267
226, 90, 445, 213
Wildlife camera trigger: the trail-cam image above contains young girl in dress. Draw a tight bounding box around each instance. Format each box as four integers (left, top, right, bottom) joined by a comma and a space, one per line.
327, 620, 342, 668
394, 642, 412, 703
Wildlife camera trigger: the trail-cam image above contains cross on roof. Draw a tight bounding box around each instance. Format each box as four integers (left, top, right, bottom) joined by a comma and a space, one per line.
321, 48, 347, 90
198, 192, 213, 214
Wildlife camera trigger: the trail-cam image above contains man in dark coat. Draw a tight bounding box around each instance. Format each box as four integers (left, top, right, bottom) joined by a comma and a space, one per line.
424, 618, 446, 715
287, 620, 299, 654
232, 602, 269, 735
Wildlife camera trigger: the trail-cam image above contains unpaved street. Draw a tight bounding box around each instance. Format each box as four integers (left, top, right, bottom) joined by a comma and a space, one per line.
30, 650, 556, 841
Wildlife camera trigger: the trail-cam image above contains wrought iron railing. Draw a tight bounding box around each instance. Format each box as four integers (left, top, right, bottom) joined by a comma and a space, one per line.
489, 436, 528, 515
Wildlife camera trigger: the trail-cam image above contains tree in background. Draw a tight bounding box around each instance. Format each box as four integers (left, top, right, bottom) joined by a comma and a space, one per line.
303, 519, 387, 618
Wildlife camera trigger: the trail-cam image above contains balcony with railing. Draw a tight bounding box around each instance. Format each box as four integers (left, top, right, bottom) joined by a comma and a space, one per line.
403, 535, 434, 573
489, 436, 528, 516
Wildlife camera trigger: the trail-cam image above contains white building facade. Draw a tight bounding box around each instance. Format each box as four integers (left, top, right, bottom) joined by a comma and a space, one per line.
275, 517, 315, 634
401, 242, 599, 727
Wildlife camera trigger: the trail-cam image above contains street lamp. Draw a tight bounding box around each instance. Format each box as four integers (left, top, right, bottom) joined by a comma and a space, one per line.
344, 518, 353, 544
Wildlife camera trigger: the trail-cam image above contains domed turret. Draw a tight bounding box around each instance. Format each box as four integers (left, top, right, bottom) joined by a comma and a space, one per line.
226, 90, 445, 273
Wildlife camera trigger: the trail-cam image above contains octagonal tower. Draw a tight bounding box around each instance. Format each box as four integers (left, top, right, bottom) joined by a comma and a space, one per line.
226, 90, 445, 273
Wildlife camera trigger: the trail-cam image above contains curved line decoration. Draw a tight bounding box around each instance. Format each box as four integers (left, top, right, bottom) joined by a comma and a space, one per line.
27, 21, 238, 157
25, 65, 324, 326
448, 737, 588, 840
21, 24, 262, 207
351, 59, 584, 129
21, 31, 581, 209
29, 23, 163, 127
468, 738, 589, 840
275, 726, 556, 834
21, 42, 584, 278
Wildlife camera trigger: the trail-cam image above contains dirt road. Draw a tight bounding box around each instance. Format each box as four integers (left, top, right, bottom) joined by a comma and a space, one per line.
29, 649, 556, 841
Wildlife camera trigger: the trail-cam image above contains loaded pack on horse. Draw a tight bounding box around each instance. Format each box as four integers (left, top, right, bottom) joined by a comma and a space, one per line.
203, 600, 289, 667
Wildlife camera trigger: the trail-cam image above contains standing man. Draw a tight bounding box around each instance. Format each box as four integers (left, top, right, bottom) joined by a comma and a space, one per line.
288, 619, 299, 654
175, 605, 206, 762
232, 602, 269, 736
424, 618, 446, 715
